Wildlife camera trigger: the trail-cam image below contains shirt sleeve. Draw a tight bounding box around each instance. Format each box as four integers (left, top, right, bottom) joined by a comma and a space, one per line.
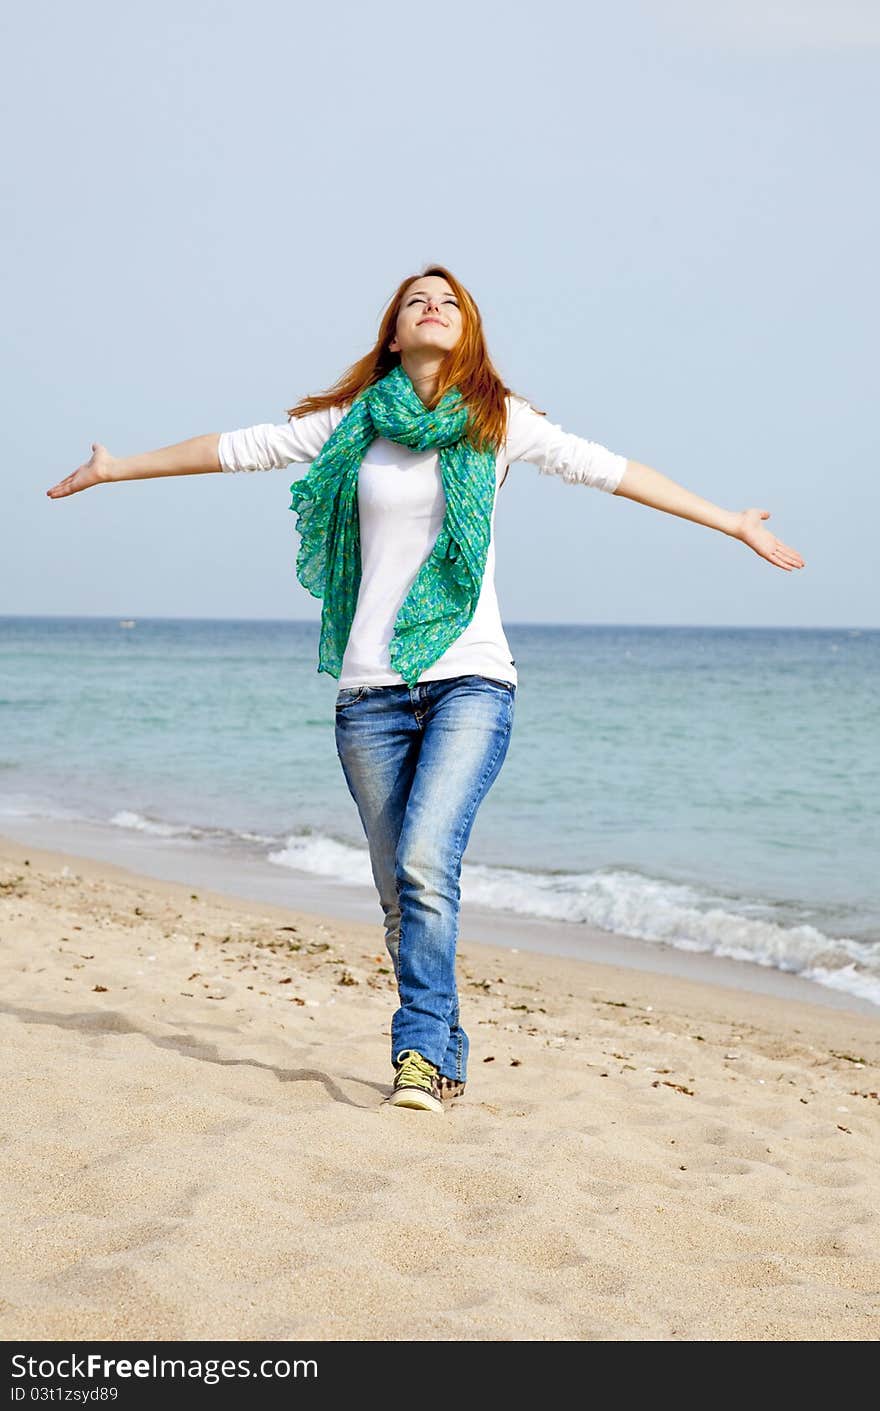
217, 406, 339, 473
504, 394, 628, 494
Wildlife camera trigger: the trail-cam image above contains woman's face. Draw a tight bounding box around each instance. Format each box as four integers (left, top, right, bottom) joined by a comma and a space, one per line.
389, 276, 463, 357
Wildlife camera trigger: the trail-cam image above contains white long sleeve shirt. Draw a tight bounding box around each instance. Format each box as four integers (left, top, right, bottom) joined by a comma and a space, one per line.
218, 394, 628, 688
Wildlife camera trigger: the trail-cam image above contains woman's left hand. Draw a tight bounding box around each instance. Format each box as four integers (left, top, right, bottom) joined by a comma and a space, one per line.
734, 508, 806, 572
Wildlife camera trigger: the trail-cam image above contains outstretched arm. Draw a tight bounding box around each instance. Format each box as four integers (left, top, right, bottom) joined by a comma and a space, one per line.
46, 434, 222, 498
47, 408, 340, 500
613, 460, 806, 573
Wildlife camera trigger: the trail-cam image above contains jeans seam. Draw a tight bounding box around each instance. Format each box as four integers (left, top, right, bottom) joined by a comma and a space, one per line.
450, 706, 513, 865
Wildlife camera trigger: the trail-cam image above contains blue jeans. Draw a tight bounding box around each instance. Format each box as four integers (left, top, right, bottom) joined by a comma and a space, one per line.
334, 673, 516, 1084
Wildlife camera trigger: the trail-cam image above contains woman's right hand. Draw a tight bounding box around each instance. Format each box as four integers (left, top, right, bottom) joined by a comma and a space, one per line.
46, 443, 117, 499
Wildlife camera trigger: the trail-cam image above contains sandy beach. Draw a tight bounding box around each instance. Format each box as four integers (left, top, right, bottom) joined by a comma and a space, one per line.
1, 830, 878, 1342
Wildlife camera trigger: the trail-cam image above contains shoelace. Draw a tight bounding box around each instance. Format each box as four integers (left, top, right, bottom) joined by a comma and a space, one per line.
395, 1050, 437, 1092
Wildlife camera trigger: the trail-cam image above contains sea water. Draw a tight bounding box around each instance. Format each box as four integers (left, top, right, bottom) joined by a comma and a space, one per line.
1, 616, 877, 1007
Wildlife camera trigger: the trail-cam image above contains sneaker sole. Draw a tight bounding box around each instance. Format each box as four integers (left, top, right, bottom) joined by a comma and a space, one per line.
386, 1087, 443, 1114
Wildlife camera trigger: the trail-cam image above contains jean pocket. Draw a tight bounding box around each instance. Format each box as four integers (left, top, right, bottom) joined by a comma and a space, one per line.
335, 685, 370, 710
472, 674, 516, 694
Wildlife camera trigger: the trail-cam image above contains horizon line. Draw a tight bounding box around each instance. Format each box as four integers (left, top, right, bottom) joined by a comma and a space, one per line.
0, 614, 876, 633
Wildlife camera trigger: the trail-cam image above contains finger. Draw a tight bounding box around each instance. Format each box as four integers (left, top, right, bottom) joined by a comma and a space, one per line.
769, 539, 805, 567
48, 476, 78, 497
761, 545, 789, 565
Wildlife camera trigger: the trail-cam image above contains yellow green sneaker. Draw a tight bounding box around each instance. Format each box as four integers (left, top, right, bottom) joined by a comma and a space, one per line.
387, 1049, 443, 1114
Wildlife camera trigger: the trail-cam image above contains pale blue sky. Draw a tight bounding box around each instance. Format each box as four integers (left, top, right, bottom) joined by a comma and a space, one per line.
4, 0, 877, 626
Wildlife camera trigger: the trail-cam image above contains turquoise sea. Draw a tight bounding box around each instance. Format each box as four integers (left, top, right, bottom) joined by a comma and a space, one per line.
1, 616, 878, 1008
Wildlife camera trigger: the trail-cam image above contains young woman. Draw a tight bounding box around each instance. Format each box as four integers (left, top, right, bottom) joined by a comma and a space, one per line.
46, 264, 805, 1116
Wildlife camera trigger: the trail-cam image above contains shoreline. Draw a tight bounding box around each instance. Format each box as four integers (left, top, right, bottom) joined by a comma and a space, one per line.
0, 818, 875, 1019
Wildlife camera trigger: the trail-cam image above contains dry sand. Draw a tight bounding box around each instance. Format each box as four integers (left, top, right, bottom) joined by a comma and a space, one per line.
1, 832, 878, 1341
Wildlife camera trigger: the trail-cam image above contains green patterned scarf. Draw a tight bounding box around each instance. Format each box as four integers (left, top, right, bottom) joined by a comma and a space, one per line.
288, 362, 497, 688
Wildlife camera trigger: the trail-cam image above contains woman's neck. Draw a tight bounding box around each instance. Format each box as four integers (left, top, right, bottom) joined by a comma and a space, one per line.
398, 352, 444, 407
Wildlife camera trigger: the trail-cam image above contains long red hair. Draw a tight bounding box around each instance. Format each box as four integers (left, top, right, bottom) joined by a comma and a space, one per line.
284, 263, 545, 486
